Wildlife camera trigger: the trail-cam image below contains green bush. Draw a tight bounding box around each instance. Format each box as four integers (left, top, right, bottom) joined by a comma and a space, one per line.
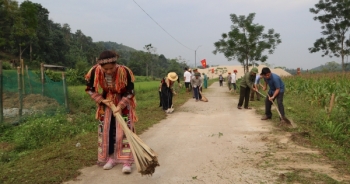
1, 61, 12, 70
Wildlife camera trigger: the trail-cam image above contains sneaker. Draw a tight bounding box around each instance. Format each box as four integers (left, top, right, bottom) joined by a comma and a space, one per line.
103, 158, 116, 170
122, 163, 132, 173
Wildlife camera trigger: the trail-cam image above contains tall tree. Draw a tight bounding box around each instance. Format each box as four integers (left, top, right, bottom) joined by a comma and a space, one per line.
309, 0, 350, 73
13, 1, 38, 61
213, 13, 281, 72
0, 0, 19, 50
143, 43, 156, 77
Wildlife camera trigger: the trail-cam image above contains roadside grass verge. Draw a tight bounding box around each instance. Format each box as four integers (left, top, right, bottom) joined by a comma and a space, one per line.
247, 72, 350, 183
277, 169, 340, 184
0, 80, 192, 184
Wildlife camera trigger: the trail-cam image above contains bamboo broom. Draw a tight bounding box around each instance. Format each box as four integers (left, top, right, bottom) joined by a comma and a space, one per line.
114, 113, 160, 176
255, 89, 292, 126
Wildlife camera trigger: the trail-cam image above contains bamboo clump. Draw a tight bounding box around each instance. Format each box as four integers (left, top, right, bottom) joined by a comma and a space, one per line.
115, 113, 160, 176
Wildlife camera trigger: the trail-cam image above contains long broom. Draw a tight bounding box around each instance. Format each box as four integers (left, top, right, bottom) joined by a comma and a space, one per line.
114, 113, 160, 175
198, 87, 208, 102
255, 89, 292, 126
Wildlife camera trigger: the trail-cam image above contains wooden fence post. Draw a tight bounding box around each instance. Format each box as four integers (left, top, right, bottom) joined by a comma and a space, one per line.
17, 67, 23, 118
62, 72, 69, 112
41, 63, 44, 96
26, 65, 33, 94
21, 59, 25, 94
328, 93, 335, 117
0, 60, 3, 123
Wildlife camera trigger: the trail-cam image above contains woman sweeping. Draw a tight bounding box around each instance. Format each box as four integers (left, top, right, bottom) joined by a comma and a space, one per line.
160, 72, 179, 113
85, 50, 137, 174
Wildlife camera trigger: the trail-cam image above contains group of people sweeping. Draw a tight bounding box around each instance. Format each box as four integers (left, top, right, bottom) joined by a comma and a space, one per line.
84, 50, 288, 176
158, 67, 209, 114
236, 67, 288, 124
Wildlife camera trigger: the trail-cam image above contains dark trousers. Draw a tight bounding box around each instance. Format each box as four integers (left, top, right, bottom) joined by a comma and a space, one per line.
193, 87, 202, 100
238, 86, 250, 108
250, 87, 260, 100
161, 86, 173, 110
219, 80, 223, 86
159, 91, 162, 107
232, 83, 237, 90
109, 116, 116, 155
265, 92, 285, 118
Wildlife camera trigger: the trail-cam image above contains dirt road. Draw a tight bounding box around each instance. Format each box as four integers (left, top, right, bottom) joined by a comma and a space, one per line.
65, 82, 348, 184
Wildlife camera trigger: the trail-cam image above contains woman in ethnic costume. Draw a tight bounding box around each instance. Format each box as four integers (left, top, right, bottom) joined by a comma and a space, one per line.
160, 72, 179, 113
85, 50, 137, 174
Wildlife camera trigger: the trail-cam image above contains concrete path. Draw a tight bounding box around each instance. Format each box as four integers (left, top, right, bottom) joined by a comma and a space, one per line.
64, 82, 281, 184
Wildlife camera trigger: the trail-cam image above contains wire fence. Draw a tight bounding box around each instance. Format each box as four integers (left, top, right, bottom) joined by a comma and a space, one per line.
0, 60, 69, 124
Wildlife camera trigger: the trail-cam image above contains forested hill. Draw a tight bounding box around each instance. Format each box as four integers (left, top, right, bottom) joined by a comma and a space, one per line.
0, 0, 188, 79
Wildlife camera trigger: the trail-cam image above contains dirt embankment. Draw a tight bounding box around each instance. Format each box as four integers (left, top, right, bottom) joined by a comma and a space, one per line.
2, 92, 59, 118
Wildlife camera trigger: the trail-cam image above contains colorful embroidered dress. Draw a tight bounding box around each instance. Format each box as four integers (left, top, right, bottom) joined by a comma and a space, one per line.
85, 64, 138, 166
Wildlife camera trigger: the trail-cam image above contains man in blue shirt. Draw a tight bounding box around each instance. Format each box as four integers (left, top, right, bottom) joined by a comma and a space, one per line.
260, 67, 286, 121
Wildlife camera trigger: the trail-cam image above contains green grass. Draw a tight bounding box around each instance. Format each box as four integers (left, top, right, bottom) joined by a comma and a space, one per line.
0, 80, 192, 184
277, 169, 340, 184
246, 72, 350, 183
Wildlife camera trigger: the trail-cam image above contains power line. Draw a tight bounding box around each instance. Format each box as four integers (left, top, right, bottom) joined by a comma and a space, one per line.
132, 0, 194, 51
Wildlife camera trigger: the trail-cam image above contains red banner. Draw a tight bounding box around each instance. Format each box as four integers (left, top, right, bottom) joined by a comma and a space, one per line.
201, 59, 206, 68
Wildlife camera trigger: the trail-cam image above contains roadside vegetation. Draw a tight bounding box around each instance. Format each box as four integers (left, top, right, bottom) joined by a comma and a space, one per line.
0, 77, 191, 184
1, 72, 350, 183
249, 72, 350, 182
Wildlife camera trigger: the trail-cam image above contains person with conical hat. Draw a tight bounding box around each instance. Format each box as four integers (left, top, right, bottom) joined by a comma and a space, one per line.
160, 72, 179, 113
85, 50, 137, 173
237, 67, 258, 109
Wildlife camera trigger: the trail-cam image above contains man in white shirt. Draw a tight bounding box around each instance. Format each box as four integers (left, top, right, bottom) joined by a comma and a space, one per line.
183, 68, 192, 93
231, 70, 237, 93
250, 74, 263, 101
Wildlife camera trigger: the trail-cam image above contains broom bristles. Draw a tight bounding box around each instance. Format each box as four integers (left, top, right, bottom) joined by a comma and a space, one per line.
115, 114, 160, 176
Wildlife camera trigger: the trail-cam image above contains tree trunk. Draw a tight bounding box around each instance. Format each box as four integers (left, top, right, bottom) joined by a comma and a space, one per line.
146, 63, 148, 77
341, 53, 345, 74
150, 56, 153, 78
245, 58, 249, 73
30, 43, 32, 62
19, 44, 22, 62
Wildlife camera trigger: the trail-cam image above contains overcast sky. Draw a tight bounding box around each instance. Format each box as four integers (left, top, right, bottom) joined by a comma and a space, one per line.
18, 0, 342, 69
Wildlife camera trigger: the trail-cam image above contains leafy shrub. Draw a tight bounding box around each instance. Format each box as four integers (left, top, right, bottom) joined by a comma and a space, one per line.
44, 69, 62, 82
1, 61, 12, 70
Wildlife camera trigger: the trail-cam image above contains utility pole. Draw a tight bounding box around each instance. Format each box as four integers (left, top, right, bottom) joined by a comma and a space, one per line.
195, 45, 202, 68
